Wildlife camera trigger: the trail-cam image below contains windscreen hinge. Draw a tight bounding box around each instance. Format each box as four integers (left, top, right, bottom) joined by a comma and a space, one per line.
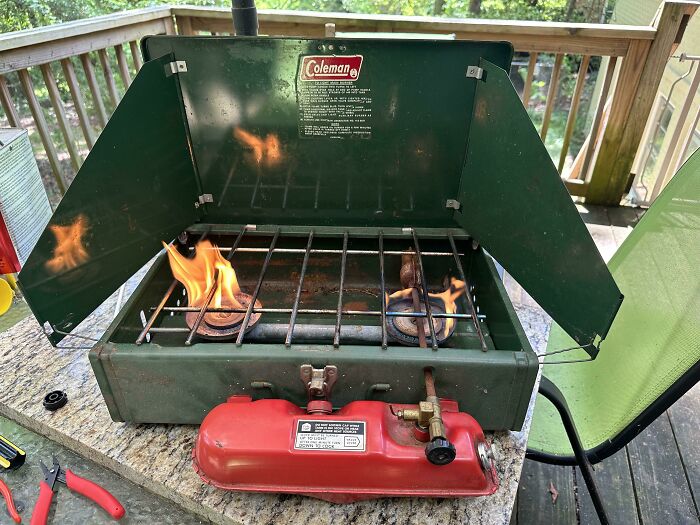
195, 193, 213, 208
465, 66, 484, 80
165, 60, 188, 76
445, 199, 462, 210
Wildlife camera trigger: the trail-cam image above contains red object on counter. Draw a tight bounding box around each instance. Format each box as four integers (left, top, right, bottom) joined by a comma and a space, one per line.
0, 213, 20, 274
193, 397, 498, 503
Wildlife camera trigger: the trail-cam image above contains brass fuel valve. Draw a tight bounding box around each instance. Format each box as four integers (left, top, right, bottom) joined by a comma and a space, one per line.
396, 369, 456, 466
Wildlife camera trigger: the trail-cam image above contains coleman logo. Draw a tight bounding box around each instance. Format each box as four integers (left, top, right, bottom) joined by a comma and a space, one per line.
300, 55, 363, 81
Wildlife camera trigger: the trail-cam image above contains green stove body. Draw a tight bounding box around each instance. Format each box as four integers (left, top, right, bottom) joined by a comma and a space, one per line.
18, 36, 622, 430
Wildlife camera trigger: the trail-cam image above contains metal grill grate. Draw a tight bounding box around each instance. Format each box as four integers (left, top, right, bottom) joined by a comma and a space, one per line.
136, 227, 488, 350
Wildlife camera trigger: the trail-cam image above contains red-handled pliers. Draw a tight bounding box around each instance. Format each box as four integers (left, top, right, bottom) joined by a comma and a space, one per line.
0, 478, 21, 523
30, 456, 125, 525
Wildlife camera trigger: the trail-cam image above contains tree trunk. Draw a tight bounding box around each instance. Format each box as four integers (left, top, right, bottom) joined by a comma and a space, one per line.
469, 0, 482, 15
565, 0, 577, 21
434, 0, 446, 16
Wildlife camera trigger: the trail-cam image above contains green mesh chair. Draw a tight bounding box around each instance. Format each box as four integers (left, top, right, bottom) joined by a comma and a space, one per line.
526, 149, 700, 524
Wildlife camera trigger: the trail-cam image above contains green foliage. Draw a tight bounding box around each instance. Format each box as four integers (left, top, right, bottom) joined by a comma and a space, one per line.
0, 0, 615, 32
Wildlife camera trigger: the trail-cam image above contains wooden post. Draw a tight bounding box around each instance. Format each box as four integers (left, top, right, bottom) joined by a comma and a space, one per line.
129, 41, 144, 71
558, 54, 590, 172
40, 63, 82, 172
98, 48, 120, 108
540, 53, 564, 142
585, 0, 698, 205
114, 44, 133, 87
176, 15, 195, 36
80, 53, 109, 128
17, 68, 67, 193
578, 56, 617, 181
522, 52, 538, 107
61, 58, 96, 149
0, 75, 21, 127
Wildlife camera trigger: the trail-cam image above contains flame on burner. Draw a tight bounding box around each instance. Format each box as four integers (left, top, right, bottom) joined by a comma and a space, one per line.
387, 278, 467, 338
234, 128, 282, 167
162, 240, 244, 311
45, 215, 89, 273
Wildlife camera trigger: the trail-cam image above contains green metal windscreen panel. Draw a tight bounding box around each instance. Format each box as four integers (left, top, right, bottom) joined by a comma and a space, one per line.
455, 59, 623, 349
18, 54, 200, 344
142, 36, 513, 227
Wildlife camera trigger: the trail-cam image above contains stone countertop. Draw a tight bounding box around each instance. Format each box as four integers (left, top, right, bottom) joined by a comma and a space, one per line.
0, 272, 550, 525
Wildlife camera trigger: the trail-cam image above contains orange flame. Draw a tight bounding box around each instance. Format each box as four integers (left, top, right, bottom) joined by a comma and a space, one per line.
387, 278, 466, 337
162, 240, 243, 310
234, 128, 282, 167
45, 215, 89, 273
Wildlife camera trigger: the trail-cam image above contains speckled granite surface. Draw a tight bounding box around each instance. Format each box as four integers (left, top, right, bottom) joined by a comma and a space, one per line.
0, 269, 551, 525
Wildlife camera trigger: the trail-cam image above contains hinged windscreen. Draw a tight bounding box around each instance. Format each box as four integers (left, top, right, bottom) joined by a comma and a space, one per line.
142, 36, 514, 228
19, 54, 201, 344
454, 59, 623, 350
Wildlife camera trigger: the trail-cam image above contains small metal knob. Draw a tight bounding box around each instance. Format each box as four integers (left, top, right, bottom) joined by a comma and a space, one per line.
425, 438, 456, 465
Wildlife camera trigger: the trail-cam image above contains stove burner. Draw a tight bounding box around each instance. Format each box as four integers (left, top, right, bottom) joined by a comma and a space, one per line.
185, 293, 262, 339
386, 296, 455, 346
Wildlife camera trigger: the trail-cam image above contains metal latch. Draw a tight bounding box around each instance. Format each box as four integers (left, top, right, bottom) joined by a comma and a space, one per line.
446, 199, 461, 210
300, 365, 337, 400
195, 194, 213, 208
466, 66, 484, 80
165, 60, 187, 76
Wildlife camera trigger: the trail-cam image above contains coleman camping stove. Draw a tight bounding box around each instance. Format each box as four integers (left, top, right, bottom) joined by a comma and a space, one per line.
19, 33, 623, 501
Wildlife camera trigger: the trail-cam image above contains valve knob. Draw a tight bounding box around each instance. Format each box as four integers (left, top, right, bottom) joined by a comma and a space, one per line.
425, 438, 456, 465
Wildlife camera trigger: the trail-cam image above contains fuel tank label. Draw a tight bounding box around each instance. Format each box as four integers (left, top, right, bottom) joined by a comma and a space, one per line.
294, 420, 366, 451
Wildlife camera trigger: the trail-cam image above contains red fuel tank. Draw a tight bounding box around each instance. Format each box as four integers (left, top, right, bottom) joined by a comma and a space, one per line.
193, 396, 498, 503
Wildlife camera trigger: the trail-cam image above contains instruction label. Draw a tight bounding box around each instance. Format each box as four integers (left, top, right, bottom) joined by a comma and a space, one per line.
297, 55, 372, 139
294, 420, 366, 451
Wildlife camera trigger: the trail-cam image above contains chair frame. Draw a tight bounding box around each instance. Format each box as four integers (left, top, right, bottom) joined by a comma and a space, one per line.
526, 363, 700, 525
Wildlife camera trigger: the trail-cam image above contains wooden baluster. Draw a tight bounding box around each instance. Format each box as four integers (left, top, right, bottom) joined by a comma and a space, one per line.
40, 63, 81, 172
586, 1, 698, 205
540, 53, 564, 142
577, 56, 618, 182
80, 53, 108, 128
98, 48, 120, 108
522, 52, 538, 108
176, 16, 194, 36
0, 75, 21, 127
129, 41, 143, 71
17, 69, 67, 194
114, 44, 132, 88
60, 58, 96, 149
558, 55, 591, 173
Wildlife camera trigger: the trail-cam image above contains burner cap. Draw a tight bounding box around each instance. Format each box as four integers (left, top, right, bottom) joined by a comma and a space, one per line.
386, 296, 456, 346
185, 293, 262, 340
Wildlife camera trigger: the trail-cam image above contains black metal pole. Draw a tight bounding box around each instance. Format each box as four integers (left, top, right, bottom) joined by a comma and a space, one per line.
231, 0, 258, 36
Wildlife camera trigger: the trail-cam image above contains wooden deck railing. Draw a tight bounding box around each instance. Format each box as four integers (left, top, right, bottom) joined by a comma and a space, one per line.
0, 3, 696, 205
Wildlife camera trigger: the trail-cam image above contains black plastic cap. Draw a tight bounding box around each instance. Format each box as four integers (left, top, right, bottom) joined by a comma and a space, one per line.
425, 438, 456, 465
43, 390, 67, 411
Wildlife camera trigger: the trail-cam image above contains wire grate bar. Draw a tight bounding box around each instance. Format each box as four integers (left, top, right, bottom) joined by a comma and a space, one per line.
225, 226, 249, 262
378, 231, 388, 350
197, 247, 462, 257
158, 305, 484, 320
286, 230, 314, 347
411, 229, 439, 351
136, 279, 177, 345
448, 233, 488, 352
185, 269, 220, 346
236, 228, 280, 346
333, 231, 349, 348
